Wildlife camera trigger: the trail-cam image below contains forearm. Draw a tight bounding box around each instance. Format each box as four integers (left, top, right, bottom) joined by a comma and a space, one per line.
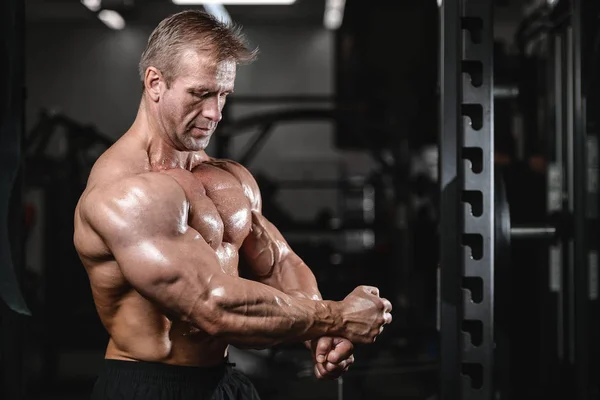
257, 253, 323, 301
262, 254, 325, 350
190, 274, 338, 349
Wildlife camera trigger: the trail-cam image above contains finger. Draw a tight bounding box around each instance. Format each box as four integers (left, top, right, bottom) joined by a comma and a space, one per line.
362, 286, 380, 296
384, 312, 393, 325
342, 359, 354, 374
316, 362, 328, 377
325, 361, 339, 372
382, 297, 393, 313
323, 365, 345, 380
314, 364, 323, 380
328, 339, 354, 364
315, 337, 333, 364
324, 359, 349, 372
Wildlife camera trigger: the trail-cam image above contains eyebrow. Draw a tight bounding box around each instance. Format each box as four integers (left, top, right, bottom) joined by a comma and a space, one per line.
188, 86, 234, 94
188, 86, 211, 93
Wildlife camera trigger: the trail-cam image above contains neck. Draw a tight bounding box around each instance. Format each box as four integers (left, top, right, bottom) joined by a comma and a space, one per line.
130, 96, 209, 171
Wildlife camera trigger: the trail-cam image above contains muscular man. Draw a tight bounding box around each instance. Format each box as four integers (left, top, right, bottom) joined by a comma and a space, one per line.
74, 10, 392, 400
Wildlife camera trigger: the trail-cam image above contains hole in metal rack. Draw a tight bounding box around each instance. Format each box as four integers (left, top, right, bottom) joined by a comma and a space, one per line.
462, 147, 483, 173
462, 60, 483, 87
462, 363, 483, 389
461, 17, 483, 44
463, 234, 483, 260
462, 319, 483, 346
461, 104, 483, 130
462, 190, 482, 216
462, 277, 483, 304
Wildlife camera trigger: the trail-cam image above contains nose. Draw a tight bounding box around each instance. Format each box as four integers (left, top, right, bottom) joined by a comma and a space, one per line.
201, 96, 223, 123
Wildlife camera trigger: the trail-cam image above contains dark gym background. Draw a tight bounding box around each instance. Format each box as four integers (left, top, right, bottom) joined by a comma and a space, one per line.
1, 0, 598, 399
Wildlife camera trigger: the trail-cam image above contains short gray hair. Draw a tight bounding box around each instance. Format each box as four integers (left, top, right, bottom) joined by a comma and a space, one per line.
138, 10, 258, 87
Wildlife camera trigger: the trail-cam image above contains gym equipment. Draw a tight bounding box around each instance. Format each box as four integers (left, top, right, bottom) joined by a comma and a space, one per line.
0, 0, 29, 317
439, 1, 495, 399
1, 1, 28, 400
217, 108, 394, 173
439, 0, 597, 399
494, 173, 569, 273
24, 111, 114, 387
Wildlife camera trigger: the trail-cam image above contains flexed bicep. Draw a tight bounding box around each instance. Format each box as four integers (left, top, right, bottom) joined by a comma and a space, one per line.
81, 173, 225, 329
209, 158, 321, 300
242, 211, 290, 277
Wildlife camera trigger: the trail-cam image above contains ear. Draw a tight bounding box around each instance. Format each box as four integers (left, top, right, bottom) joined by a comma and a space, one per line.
144, 66, 163, 102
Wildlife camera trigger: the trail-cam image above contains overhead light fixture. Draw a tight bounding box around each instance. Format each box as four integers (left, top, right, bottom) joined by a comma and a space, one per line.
172, 0, 296, 5
324, 0, 345, 30
203, 4, 232, 24
98, 9, 126, 30
81, 0, 101, 12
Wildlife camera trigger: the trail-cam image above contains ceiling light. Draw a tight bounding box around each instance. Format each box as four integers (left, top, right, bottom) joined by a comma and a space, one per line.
172, 0, 296, 5
323, 0, 345, 30
81, 0, 101, 12
324, 8, 342, 30
98, 9, 126, 30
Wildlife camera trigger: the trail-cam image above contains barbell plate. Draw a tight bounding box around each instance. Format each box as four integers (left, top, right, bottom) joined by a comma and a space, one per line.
495, 171, 511, 272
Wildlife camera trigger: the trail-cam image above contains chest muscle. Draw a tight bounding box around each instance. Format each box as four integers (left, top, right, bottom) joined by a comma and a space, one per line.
161, 163, 252, 250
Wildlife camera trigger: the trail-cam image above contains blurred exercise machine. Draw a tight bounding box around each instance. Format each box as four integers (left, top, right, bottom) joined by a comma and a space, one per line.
0, 1, 29, 399
23, 110, 113, 386
439, 1, 599, 400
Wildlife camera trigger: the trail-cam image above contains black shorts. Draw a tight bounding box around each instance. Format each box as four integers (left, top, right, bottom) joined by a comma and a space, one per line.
90, 359, 261, 400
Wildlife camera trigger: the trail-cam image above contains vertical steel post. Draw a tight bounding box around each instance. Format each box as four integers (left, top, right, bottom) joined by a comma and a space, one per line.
439, 0, 494, 399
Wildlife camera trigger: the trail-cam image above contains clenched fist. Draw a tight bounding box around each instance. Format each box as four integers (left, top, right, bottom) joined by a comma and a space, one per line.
335, 286, 393, 344
309, 336, 354, 380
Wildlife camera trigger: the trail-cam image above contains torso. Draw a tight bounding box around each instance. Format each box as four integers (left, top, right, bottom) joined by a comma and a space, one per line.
74, 133, 255, 367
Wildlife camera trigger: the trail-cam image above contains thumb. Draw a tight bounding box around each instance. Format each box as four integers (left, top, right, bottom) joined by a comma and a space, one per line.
315, 337, 333, 364
328, 338, 353, 363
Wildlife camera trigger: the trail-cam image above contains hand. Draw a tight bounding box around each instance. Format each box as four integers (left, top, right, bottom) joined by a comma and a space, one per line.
337, 286, 393, 344
310, 336, 354, 380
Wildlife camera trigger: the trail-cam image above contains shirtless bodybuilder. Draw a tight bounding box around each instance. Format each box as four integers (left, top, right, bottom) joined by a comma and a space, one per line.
74, 10, 392, 400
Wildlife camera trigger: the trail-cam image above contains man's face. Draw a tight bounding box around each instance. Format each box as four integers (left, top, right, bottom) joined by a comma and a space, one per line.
158, 49, 236, 151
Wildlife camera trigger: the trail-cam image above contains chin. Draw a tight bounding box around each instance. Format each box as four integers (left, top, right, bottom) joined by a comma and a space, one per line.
184, 137, 211, 152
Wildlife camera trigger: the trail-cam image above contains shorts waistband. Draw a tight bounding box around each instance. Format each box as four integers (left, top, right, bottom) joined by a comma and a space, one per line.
102, 359, 231, 386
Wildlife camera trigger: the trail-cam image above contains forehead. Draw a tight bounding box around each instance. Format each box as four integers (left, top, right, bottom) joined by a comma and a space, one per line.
176, 49, 236, 87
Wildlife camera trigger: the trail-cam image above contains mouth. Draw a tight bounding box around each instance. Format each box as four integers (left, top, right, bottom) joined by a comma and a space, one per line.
191, 126, 212, 137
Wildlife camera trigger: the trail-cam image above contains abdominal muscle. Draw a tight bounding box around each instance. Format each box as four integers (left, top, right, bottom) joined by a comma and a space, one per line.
97, 243, 239, 367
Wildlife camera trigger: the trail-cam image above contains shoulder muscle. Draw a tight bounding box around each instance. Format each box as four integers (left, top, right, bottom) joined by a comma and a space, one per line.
81, 173, 188, 248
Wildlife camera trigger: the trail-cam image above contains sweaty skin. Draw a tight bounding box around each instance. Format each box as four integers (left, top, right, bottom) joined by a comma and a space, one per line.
73, 50, 392, 368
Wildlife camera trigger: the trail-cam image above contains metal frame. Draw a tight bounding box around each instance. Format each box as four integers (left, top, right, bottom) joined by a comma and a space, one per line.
571, 2, 590, 399
554, 2, 591, 397
542, 22, 566, 394
216, 108, 394, 172
439, 0, 494, 399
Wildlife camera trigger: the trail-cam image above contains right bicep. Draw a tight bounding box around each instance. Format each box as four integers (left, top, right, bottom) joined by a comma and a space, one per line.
84, 175, 222, 319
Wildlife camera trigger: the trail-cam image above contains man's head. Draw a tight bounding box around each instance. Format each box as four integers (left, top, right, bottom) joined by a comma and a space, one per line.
139, 10, 257, 151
